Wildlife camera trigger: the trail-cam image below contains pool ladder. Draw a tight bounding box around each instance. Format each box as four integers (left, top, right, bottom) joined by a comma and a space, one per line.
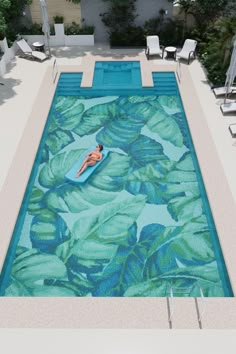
167, 283, 205, 329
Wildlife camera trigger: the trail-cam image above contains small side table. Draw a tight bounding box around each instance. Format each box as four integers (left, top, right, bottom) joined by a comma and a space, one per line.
33, 42, 45, 52
164, 46, 177, 60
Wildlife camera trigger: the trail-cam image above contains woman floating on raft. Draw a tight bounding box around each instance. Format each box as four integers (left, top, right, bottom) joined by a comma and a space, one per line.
75, 144, 103, 178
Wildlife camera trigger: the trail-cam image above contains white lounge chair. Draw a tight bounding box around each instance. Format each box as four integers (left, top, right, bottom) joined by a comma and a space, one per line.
213, 86, 236, 97
220, 100, 236, 114
146, 35, 163, 60
176, 39, 197, 64
17, 39, 48, 61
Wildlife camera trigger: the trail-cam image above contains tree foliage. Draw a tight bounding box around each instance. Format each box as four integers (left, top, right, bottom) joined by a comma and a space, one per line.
0, 0, 10, 39
101, 0, 137, 34
198, 16, 236, 85
171, 0, 228, 31
0, 0, 32, 40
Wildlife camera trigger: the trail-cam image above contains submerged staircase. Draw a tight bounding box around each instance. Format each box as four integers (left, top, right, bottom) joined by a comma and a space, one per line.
56, 73, 83, 96
55, 70, 179, 97
152, 72, 178, 96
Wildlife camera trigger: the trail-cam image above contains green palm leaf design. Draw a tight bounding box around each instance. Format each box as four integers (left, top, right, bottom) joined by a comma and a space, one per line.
45, 184, 119, 213
124, 261, 222, 297
38, 149, 85, 188
8, 248, 67, 289
147, 99, 184, 147
45, 129, 75, 155
52, 97, 84, 131
56, 195, 146, 263
74, 100, 120, 136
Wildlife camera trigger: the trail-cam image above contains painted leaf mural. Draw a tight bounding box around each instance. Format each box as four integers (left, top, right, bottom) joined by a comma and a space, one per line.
1, 85, 229, 297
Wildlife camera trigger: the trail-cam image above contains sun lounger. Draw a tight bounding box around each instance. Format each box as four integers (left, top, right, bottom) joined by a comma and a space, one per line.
146, 35, 164, 60
16, 39, 48, 61
213, 86, 236, 97
220, 101, 236, 114
176, 39, 197, 64
65, 147, 109, 183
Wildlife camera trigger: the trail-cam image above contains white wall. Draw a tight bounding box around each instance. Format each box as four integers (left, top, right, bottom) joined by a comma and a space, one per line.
0, 39, 18, 76
23, 24, 94, 48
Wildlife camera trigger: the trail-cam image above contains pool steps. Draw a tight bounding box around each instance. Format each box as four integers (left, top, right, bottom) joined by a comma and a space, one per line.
56, 72, 177, 96
56, 64, 178, 97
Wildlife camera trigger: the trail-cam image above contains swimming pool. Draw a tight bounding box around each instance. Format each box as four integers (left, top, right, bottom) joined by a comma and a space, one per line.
0, 61, 233, 297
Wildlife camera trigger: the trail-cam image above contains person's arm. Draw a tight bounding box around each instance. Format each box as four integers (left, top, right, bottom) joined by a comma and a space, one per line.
97, 153, 103, 161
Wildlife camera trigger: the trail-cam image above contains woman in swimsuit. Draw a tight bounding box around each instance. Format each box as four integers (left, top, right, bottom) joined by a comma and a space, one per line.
75, 144, 103, 178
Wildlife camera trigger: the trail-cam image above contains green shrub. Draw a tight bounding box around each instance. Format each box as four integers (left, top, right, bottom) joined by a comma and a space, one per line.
0, 13, 7, 40
110, 26, 145, 47
53, 15, 64, 24
65, 22, 94, 35
19, 23, 43, 35
197, 16, 236, 85
144, 17, 184, 47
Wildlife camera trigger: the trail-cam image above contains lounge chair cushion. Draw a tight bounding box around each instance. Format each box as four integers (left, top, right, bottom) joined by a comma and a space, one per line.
31, 50, 48, 61
176, 39, 197, 63
213, 86, 236, 97
220, 101, 236, 114
65, 147, 109, 183
146, 35, 163, 58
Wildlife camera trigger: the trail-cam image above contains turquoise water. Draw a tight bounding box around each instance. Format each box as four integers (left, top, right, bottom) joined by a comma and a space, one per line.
0, 61, 233, 297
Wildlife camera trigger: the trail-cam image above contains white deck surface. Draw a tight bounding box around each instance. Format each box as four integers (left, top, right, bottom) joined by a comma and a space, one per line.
0, 45, 236, 329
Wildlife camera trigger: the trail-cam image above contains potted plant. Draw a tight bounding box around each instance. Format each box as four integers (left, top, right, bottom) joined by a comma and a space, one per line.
64, 22, 94, 46
53, 15, 65, 45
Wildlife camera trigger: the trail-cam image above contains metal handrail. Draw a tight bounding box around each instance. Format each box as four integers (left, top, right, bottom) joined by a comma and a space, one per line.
166, 283, 205, 329
52, 58, 58, 83
176, 58, 181, 83
167, 284, 174, 329
195, 285, 205, 329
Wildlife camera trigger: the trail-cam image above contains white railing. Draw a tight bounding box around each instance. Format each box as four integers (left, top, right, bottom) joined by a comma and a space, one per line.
0, 38, 18, 76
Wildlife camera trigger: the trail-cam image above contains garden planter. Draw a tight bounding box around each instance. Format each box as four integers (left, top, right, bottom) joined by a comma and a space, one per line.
54, 23, 65, 46
65, 34, 94, 46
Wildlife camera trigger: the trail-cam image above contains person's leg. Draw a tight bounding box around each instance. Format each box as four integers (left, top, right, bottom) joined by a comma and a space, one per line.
76, 162, 89, 177
76, 160, 87, 175
76, 161, 96, 177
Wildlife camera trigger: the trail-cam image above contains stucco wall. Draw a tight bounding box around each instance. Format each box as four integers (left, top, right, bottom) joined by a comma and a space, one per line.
30, 0, 81, 25
135, 0, 173, 26
80, 0, 109, 43
172, 5, 196, 28
81, 0, 173, 43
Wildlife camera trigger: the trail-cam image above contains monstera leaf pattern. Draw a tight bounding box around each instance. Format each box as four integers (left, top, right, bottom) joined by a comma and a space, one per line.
2, 91, 229, 297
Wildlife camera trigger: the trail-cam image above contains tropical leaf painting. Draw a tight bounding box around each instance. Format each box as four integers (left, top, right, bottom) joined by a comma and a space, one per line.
1, 87, 230, 297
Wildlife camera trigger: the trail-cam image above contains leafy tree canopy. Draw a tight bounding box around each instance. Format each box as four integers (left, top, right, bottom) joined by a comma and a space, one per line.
101, 0, 137, 34
170, 0, 228, 30
0, 0, 32, 40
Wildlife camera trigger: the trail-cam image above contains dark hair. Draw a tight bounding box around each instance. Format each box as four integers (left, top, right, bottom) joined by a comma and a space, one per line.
98, 144, 103, 151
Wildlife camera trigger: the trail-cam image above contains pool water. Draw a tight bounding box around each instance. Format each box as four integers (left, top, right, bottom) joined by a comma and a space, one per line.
0, 62, 233, 297
93, 61, 142, 88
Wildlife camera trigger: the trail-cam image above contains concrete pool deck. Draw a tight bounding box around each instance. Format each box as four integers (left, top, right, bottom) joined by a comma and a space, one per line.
0, 45, 236, 329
